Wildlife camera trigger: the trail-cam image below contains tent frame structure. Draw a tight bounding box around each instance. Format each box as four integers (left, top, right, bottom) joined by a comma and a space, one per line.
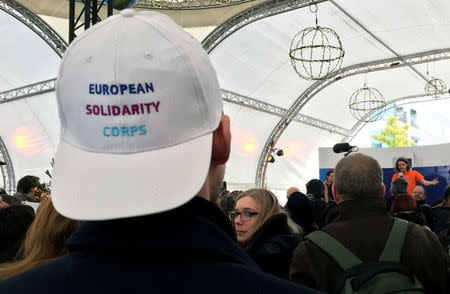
1, 0, 450, 191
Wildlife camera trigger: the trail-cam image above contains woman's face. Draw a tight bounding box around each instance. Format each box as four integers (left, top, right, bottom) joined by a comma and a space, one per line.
327, 172, 334, 183
234, 196, 259, 245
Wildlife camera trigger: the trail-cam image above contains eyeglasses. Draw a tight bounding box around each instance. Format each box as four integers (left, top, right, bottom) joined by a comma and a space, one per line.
229, 211, 259, 222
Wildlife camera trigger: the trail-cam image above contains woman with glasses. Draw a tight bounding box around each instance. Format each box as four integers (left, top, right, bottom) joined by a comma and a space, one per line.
229, 188, 301, 279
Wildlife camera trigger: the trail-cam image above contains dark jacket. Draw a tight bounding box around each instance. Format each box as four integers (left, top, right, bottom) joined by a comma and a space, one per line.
244, 213, 301, 279
0, 196, 321, 294
392, 210, 427, 226
429, 206, 450, 234
289, 197, 449, 294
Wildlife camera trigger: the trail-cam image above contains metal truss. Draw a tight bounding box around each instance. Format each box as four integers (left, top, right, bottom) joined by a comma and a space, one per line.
223, 89, 350, 135
202, 0, 327, 53
0, 136, 15, 194
69, 0, 113, 42
0, 78, 57, 103
255, 48, 450, 187
0, 0, 67, 57
134, 0, 255, 10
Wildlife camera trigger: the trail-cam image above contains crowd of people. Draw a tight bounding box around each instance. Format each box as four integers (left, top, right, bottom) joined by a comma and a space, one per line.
0, 9, 449, 294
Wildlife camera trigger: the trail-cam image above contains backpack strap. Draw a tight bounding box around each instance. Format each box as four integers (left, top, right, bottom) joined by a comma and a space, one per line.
306, 230, 362, 270
378, 218, 409, 262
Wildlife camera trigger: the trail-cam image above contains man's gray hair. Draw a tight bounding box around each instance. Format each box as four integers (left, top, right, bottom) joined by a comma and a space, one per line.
334, 153, 384, 200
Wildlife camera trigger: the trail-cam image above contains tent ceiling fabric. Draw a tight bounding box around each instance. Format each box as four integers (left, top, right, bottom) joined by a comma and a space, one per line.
15, 0, 267, 27
208, 0, 450, 188
0, 7, 60, 190
1, 0, 450, 193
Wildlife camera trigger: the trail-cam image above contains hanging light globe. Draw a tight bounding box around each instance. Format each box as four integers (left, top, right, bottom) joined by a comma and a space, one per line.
349, 87, 387, 122
289, 26, 345, 81
424, 77, 446, 99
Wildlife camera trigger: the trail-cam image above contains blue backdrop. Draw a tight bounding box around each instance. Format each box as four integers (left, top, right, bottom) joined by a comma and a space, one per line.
320, 165, 449, 205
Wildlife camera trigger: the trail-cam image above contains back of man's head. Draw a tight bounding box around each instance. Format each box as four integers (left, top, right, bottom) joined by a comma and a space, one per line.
286, 187, 299, 199
285, 191, 315, 227
334, 153, 384, 201
1, 195, 22, 206
50, 10, 226, 221
16, 176, 39, 194
306, 179, 324, 199
444, 185, 450, 207
391, 177, 408, 196
0, 205, 35, 262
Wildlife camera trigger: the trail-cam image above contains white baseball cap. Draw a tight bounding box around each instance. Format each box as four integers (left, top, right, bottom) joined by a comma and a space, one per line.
52, 9, 223, 220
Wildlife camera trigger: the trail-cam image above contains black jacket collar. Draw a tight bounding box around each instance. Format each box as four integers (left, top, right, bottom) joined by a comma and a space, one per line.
66, 197, 253, 263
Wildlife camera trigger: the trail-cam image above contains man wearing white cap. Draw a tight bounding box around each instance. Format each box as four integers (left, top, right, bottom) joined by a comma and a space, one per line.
0, 10, 321, 294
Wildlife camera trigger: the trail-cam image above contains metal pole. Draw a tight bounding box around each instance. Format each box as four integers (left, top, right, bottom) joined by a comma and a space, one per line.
84, 0, 91, 30
92, 0, 98, 25
108, 0, 113, 17
69, 0, 75, 43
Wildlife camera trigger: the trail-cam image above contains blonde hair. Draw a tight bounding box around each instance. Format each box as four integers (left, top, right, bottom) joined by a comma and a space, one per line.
236, 188, 282, 245
0, 198, 81, 280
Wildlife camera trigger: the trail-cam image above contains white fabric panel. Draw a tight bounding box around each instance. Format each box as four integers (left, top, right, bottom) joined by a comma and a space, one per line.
223, 102, 280, 187
0, 10, 60, 90
320, 143, 450, 169
0, 92, 59, 183
265, 121, 343, 191
335, 0, 450, 55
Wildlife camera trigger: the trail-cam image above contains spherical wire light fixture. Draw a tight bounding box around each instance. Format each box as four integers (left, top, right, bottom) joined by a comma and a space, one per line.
424, 63, 447, 99
424, 77, 446, 99
349, 86, 387, 123
289, 3, 345, 81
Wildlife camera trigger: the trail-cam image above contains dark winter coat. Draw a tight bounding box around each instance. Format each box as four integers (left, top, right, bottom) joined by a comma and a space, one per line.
244, 213, 301, 279
429, 206, 450, 234
289, 197, 449, 294
392, 210, 427, 226
0, 196, 322, 294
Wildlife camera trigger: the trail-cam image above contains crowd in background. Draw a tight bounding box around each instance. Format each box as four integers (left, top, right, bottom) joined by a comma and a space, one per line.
1, 157, 449, 292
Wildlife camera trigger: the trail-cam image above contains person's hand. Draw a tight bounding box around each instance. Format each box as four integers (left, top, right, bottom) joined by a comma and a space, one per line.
432, 178, 439, 185
399, 172, 404, 177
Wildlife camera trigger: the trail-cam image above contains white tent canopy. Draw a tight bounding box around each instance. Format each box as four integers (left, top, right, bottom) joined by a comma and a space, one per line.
1, 0, 450, 199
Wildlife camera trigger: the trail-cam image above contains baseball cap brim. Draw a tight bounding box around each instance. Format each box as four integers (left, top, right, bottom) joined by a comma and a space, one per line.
51, 133, 212, 220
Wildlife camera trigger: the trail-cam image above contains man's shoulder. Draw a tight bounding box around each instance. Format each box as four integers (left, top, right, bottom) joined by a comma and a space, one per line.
404, 221, 440, 245
409, 170, 422, 178
0, 255, 322, 294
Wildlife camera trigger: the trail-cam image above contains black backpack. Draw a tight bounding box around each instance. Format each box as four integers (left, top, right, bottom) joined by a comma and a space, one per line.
305, 218, 424, 294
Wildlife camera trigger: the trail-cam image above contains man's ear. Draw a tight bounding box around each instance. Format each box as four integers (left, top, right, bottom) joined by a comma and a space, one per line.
380, 184, 386, 198
211, 115, 231, 165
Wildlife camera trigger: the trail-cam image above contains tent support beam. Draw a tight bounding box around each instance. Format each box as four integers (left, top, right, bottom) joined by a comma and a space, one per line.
0, 0, 67, 57
0, 137, 15, 194
223, 90, 351, 135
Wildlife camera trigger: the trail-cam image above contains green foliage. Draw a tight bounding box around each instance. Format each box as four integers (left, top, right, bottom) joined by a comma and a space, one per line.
371, 115, 416, 147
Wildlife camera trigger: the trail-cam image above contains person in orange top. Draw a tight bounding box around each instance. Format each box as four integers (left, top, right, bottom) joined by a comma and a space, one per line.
391, 157, 438, 196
